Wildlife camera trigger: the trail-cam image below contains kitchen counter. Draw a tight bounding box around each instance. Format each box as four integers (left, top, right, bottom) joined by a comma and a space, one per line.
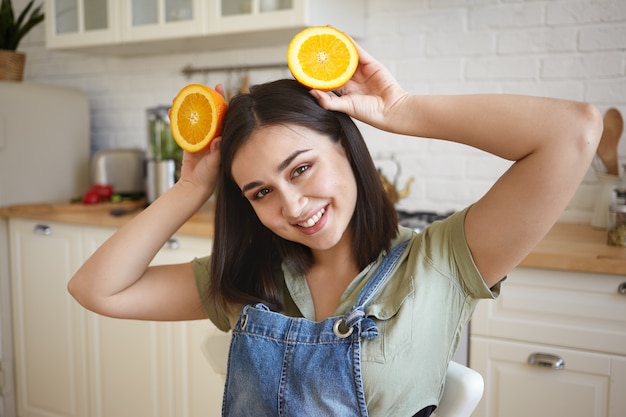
519, 222, 626, 275
2, 201, 626, 275
0, 200, 214, 238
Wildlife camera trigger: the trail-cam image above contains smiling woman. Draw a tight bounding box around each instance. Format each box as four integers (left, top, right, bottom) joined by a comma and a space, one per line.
67, 39, 601, 416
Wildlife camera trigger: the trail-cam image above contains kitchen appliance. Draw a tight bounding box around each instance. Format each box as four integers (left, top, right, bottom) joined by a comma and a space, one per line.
91, 148, 145, 195
0, 81, 90, 416
146, 106, 182, 203
375, 155, 413, 205
396, 209, 455, 233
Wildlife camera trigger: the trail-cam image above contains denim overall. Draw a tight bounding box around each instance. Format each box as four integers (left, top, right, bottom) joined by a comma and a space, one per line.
222, 240, 409, 417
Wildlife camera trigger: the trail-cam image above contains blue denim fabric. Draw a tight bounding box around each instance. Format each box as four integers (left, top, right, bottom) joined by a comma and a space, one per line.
222, 240, 409, 417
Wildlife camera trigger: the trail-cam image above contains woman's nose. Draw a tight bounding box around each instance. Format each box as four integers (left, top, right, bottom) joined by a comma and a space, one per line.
280, 190, 307, 219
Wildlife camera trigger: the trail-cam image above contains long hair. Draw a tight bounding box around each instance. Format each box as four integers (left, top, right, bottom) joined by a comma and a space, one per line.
209, 79, 398, 312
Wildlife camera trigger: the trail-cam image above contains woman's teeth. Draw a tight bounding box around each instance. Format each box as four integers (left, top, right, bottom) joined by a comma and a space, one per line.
298, 208, 325, 228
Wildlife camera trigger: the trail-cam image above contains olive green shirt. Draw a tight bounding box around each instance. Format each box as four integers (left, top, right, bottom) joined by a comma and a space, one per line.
192, 207, 500, 415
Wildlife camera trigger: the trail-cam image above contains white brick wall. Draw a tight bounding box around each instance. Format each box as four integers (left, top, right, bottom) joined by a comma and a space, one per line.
14, 0, 626, 221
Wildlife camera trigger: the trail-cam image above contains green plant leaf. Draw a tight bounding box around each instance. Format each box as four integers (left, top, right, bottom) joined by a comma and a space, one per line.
0, 0, 44, 50
0, 0, 15, 48
14, 0, 34, 33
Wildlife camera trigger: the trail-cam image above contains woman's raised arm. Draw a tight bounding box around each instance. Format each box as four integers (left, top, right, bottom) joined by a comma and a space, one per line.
67, 138, 222, 321
313, 43, 603, 288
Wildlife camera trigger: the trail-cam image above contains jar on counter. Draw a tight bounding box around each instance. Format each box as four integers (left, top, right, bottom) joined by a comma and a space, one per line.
146, 105, 182, 203
147, 105, 182, 164
607, 198, 626, 247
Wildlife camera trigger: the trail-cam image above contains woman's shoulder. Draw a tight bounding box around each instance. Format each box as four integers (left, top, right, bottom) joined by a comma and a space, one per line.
191, 256, 239, 331
394, 206, 497, 298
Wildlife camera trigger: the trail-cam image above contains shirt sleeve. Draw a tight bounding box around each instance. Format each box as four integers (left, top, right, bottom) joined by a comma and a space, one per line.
191, 256, 232, 332
422, 206, 501, 300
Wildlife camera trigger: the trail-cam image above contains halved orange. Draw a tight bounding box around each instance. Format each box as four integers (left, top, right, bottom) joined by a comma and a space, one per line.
169, 84, 228, 153
287, 26, 359, 91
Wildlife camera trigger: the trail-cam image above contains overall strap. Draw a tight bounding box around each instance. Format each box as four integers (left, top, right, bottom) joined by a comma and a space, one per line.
339, 239, 410, 339
355, 239, 410, 308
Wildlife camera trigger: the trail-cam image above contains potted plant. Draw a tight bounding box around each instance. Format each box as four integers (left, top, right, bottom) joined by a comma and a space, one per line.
0, 0, 44, 81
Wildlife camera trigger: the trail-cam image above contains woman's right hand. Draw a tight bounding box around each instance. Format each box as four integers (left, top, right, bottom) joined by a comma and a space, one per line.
177, 83, 225, 199
178, 136, 222, 200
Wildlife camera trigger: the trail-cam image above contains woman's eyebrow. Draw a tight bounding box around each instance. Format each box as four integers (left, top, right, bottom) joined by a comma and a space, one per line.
277, 149, 311, 172
241, 149, 312, 194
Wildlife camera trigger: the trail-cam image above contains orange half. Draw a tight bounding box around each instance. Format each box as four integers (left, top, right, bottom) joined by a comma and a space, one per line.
169, 84, 228, 153
287, 26, 358, 91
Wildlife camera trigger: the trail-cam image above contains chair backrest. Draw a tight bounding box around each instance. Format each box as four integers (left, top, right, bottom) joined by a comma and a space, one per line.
201, 328, 230, 375
433, 361, 484, 417
201, 330, 483, 417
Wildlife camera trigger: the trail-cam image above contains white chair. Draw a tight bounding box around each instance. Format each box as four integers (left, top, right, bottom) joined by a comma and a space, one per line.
433, 360, 484, 417
201, 330, 483, 417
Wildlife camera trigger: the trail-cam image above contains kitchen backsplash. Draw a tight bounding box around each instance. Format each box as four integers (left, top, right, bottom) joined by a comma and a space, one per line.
14, 0, 626, 222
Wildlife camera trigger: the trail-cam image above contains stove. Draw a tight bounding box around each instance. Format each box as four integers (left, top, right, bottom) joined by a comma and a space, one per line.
396, 209, 454, 233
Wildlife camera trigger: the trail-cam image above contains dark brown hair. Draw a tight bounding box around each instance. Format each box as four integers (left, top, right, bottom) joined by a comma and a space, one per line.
209, 79, 397, 312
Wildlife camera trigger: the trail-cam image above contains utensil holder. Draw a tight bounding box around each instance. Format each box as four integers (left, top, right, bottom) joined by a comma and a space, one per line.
146, 159, 176, 203
591, 173, 623, 228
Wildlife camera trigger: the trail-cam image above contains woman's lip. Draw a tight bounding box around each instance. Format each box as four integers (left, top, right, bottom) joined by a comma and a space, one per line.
294, 205, 328, 234
296, 207, 326, 228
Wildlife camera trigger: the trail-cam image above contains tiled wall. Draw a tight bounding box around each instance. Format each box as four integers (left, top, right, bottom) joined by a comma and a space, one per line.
16, 0, 626, 221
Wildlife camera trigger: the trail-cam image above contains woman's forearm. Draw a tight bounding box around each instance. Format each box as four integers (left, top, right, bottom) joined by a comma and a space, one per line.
67, 181, 209, 315
388, 94, 598, 162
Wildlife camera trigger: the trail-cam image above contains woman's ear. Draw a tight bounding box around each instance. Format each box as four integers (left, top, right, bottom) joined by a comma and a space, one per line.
209, 136, 222, 153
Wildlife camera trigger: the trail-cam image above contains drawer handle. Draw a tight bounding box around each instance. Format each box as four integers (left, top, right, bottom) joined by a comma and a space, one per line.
33, 224, 51, 235
528, 353, 564, 370
163, 238, 180, 250
618, 282, 626, 295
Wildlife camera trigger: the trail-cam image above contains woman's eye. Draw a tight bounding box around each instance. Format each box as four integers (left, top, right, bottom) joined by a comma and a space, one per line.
253, 188, 271, 200
293, 165, 309, 178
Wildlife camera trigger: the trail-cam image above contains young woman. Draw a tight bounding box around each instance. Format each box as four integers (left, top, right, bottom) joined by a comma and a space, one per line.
68, 43, 602, 416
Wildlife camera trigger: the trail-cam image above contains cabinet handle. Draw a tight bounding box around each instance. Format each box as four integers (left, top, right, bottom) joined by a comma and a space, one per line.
33, 224, 51, 235
618, 282, 626, 295
163, 238, 180, 250
527, 353, 564, 370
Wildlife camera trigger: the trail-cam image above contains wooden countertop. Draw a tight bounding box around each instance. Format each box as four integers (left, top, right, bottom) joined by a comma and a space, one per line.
3, 201, 626, 275
0, 200, 214, 238
519, 222, 626, 276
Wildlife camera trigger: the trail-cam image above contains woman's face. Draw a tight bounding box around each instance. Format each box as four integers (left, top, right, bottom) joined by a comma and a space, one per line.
231, 124, 358, 252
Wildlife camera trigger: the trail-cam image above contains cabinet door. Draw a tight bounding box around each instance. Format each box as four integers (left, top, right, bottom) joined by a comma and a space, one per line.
472, 267, 626, 356
9, 219, 88, 417
120, 0, 205, 42
208, 0, 297, 33
471, 337, 623, 417
206, 0, 365, 36
45, 0, 119, 48
82, 226, 176, 417
151, 235, 223, 417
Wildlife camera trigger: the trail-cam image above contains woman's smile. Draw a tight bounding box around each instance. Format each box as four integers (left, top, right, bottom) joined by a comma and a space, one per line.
296, 206, 326, 228
293, 205, 329, 236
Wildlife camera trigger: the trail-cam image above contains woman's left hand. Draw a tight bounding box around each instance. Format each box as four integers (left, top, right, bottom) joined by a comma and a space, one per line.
309, 42, 409, 133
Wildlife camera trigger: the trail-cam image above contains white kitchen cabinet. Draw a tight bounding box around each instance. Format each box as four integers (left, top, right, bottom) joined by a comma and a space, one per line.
8, 219, 88, 417
470, 267, 626, 417
81, 226, 173, 417
206, 0, 365, 36
8, 218, 222, 417
145, 233, 223, 417
120, 0, 206, 42
45, 0, 120, 48
44, 0, 365, 55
